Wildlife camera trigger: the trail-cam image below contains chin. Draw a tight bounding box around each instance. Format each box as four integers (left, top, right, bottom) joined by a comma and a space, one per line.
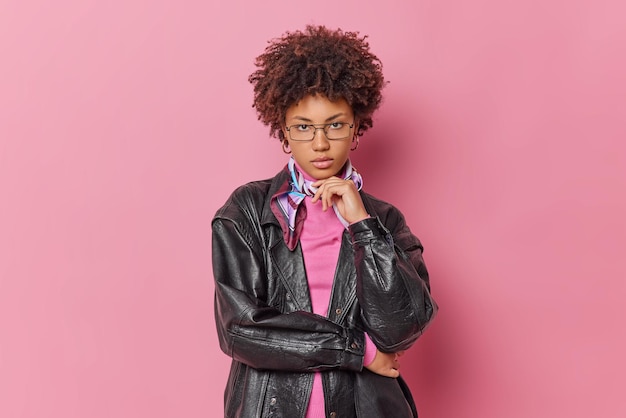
313, 168, 340, 180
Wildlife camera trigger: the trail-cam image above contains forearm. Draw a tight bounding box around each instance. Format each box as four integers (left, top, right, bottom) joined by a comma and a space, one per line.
213, 218, 365, 372
216, 292, 365, 372
349, 217, 437, 351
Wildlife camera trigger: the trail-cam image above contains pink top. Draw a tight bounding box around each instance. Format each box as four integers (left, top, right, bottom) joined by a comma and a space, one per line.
299, 194, 377, 418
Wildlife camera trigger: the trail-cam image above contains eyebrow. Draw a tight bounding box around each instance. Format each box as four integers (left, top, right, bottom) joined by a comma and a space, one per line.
289, 112, 348, 123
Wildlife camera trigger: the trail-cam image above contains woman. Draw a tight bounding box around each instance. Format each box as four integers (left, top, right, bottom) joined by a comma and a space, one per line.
212, 25, 437, 418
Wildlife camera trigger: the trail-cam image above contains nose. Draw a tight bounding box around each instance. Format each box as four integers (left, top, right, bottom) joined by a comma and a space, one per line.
311, 128, 330, 151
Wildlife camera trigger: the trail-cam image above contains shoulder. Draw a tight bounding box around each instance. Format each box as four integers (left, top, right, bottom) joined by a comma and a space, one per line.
213, 178, 273, 223
360, 191, 423, 251
213, 168, 288, 224
360, 191, 406, 227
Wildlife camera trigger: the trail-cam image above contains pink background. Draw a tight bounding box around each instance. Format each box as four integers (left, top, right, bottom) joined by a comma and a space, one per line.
1, 0, 625, 417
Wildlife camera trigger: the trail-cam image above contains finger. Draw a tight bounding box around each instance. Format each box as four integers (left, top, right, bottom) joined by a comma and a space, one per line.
311, 176, 333, 186
319, 187, 330, 211
392, 356, 400, 366
376, 366, 399, 379
311, 176, 339, 189
324, 190, 338, 211
311, 180, 331, 204
311, 187, 323, 204
319, 185, 338, 211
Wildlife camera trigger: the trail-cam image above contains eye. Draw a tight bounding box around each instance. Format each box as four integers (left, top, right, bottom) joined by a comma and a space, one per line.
328, 122, 344, 130
296, 124, 311, 132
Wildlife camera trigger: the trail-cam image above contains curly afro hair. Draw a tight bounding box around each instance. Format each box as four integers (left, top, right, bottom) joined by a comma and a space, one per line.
249, 25, 387, 141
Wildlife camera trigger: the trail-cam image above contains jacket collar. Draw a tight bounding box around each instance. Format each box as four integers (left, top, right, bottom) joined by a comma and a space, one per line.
261, 166, 290, 228
260, 166, 381, 249
263, 166, 308, 251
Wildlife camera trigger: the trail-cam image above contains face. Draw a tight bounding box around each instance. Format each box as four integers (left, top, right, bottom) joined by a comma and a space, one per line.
282, 94, 357, 180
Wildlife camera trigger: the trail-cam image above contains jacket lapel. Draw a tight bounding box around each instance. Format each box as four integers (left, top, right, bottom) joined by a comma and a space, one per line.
261, 169, 313, 312
268, 239, 312, 312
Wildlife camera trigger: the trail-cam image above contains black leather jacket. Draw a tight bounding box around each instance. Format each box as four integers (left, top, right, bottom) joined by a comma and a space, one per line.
212, 169, 437, 417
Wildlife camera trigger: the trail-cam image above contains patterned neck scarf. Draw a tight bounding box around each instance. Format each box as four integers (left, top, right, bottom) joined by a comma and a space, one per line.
271, 157, 363, 250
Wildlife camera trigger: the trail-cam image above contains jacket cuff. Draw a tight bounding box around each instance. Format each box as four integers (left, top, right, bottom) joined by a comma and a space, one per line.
348, 216, 391, 244
341, 329, 366, 371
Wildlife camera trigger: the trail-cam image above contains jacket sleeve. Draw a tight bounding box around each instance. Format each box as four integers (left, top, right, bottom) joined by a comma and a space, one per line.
212, 214, 365, 373
349, 212, 437, 353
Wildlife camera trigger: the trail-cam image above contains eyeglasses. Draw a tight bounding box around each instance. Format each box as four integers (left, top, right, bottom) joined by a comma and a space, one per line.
285, 121, 354, 142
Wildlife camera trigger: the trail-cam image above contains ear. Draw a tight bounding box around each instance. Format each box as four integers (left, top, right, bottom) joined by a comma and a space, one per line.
280, 125, 288, 141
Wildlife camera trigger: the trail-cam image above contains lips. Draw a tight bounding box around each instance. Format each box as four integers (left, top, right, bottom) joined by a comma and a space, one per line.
311, 157, 333, 169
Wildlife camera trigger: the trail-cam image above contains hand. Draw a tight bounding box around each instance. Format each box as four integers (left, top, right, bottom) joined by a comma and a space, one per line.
311, 176, 369, 224
364, 350, 405, 378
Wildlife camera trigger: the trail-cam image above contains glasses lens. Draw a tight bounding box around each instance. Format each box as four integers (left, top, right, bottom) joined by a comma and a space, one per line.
290, 124, 313, 141
325, 122, 351, 140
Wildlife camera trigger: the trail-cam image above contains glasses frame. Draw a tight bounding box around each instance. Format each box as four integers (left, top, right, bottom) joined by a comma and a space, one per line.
285, 121, 355, 142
